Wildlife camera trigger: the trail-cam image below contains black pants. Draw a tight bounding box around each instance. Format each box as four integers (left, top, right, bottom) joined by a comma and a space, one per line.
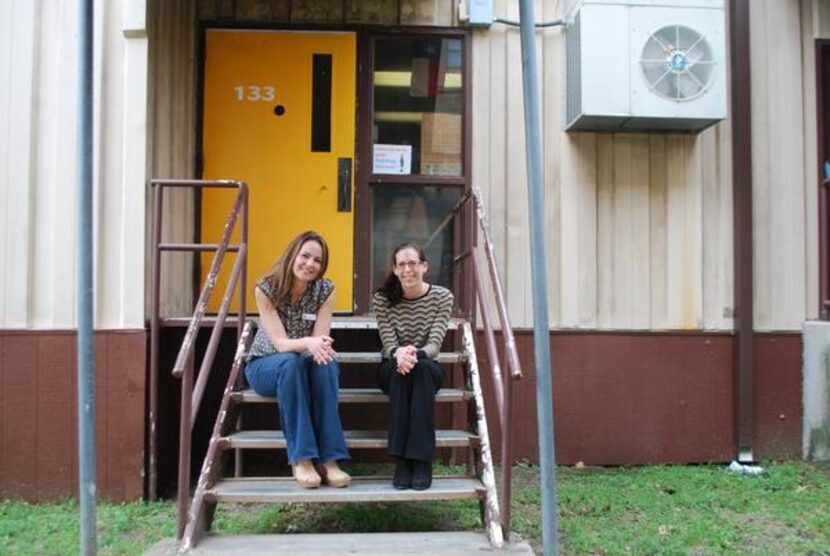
377, 357, 444, 462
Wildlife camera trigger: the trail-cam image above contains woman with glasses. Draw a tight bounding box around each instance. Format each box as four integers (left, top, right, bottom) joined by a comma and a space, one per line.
373, 243, 454, 490
245, 230, 350, 489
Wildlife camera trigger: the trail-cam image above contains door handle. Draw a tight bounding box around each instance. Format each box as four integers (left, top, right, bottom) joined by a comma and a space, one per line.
337, 157, 352, 212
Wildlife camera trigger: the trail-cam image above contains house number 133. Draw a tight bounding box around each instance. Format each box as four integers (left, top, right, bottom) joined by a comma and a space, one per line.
234, 85, 276, 102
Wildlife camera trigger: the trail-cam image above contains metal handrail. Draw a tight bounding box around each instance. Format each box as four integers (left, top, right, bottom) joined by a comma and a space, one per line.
453, 187, 523, 539
181, 320, 255, 550
147, 179, 248, 539
472, 189, 522, 379
190, 243, 248, 426
171, 188, 246, 378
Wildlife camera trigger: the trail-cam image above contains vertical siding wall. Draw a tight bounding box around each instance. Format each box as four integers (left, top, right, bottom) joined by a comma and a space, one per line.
0, 0, 148, 329
475, 0, 819, 331
157, 0, 816, 331
472, 0, 739, 330
148, 0, 197, 317
751, 0, 810, 330
802, 0, 830, 324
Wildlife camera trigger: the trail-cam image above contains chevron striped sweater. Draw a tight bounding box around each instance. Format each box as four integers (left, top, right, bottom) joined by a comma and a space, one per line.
372, 285, 454, 360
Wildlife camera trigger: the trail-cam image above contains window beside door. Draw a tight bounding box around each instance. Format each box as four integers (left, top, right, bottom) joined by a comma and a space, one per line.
372, 37, 464, 177
367, 34, 468, 297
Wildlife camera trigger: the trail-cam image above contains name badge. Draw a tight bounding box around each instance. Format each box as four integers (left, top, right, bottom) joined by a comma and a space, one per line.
302, 313, 317, 322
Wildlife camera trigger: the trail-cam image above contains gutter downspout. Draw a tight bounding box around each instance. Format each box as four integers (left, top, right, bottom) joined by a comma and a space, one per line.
729, 0, 754, 462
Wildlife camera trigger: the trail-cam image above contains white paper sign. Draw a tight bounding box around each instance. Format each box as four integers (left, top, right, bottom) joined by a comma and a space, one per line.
373, 144, 412, 175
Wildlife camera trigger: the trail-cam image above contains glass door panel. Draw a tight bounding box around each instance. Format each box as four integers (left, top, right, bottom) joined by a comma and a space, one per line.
371, 186, 461, 290
372, 37, 463, 177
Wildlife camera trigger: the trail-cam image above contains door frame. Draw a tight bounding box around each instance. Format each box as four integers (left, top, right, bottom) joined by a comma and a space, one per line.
354, 27, 474, 315
195, 24, 474, 315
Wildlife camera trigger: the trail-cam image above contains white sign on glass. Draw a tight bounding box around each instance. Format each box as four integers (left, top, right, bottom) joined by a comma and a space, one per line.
373, 144, 412, 175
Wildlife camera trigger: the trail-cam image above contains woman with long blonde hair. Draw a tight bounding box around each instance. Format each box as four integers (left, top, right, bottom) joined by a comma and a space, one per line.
245, 231, 350, 489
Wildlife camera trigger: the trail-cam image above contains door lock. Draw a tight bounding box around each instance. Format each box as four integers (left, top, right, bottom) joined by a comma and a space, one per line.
337, 158, 352, 212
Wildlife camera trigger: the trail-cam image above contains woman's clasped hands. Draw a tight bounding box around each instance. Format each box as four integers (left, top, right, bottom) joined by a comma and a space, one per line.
395, 345, 418, 375
307, 335, 336, 365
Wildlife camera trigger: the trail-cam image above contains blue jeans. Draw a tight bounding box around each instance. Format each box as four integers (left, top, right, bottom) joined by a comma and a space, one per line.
245, 352, 349, 464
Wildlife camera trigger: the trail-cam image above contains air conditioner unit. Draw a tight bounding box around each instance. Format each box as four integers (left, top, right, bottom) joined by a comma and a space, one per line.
564, 0, 727, 132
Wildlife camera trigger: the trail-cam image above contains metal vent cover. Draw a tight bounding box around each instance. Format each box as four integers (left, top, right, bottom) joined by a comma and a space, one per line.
639, 24, 716, 102
565, 11, 582, 125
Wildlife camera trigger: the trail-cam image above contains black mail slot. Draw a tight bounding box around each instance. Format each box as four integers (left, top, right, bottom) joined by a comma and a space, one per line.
311, 54, 332, 153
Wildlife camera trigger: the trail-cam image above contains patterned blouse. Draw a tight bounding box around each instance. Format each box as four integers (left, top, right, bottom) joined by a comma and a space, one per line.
248, 277, 334, 359
372, 285, 454, 360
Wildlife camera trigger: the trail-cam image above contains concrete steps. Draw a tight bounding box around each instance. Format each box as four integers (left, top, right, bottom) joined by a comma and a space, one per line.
149, 531, 534, 555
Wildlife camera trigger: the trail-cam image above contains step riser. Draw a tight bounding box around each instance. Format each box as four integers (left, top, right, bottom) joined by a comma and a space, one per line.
206, 491, 483, 504
224, 430, 478, 451
260, 352, 467, 364
204, 477, 485, 504
235, 389, 472, 404
227, 438, 476, 450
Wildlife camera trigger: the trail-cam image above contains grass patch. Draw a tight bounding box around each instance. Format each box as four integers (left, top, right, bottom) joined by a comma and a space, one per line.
212, 498, 480, 536
2, 461, 830, 555
0, 499, 175, 555
512, 460, 830, 555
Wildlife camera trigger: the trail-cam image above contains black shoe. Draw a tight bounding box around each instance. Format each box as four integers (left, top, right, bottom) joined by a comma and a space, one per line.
411, 460, 432, 490
393, 459, 413, 490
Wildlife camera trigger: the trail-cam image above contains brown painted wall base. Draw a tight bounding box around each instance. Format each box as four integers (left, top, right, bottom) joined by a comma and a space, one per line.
0, 329, 146, 502
754, 333, 803, 458
478, 330, 802, 465
0, 327, 802, 499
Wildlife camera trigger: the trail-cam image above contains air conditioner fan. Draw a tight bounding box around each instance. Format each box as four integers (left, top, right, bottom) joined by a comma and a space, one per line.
640, 24, 716, 102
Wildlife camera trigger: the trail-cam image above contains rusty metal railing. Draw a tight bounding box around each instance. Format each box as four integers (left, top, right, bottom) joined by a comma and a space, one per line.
148, 179, 248, 539
451, 187, 523, 539
180, 320, 255, 551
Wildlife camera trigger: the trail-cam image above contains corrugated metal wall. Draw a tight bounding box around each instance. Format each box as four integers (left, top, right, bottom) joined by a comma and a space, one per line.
750, 0, 809, 331
1, 0, 818, 331
473, 0, 815, 331
148, 0, 197, 318
152, 0, 819, 331
0, 0, 147, 329
473, 0, 724, 330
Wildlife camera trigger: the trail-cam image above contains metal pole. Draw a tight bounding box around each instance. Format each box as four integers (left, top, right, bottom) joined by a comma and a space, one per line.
77, 0, 96, 554
518, 1, 558, 554
148, 184, 164, 500
729, 0, 754, 464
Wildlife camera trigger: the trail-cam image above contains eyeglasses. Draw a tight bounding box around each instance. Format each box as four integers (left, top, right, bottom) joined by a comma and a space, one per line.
395, 260, 423, 270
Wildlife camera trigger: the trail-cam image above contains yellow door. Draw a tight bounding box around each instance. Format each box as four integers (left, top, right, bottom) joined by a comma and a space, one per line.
201, 30, 356, 312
